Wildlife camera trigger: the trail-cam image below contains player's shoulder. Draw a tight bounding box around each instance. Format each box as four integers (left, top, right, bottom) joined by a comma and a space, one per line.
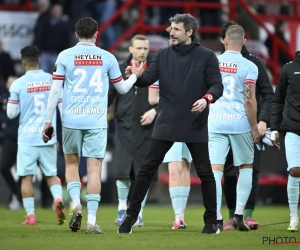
241, 56, 258, 70
10, 76, 23, 90
57, 47, 72, 59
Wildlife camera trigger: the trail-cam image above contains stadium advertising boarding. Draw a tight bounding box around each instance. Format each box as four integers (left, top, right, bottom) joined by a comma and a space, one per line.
0, 11, 38, 60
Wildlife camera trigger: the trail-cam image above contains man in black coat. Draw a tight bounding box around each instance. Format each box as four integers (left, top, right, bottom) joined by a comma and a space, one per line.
108, 35, 159, 227
270, 51, 300, 232
219, 21, 274, 230
118, 14, 223, 234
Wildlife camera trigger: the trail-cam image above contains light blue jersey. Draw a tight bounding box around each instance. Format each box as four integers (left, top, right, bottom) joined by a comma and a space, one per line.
208, 51, 258, 134
9, 70, 60, 146
53, 42, 123, 129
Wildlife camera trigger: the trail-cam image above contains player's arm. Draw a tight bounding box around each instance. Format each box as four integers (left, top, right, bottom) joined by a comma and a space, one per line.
7, 82, 20, 119
203, 52, 224, 104
45, 53, 65, 124
148, 82, 160, 105
270, 67, 288, 134
244, 64, 260, 143
109, 56, 137, 94
135, 52, 160, 88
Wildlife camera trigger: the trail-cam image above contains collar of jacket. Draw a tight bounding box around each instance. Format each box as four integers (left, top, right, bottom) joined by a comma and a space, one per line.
172, 36, 200, 55
294, 51, 300, 63
221, 45, 249, 55
125, 52, 154, 66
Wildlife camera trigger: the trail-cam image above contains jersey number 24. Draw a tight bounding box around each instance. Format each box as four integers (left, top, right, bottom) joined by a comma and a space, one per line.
73, 68, 103, 93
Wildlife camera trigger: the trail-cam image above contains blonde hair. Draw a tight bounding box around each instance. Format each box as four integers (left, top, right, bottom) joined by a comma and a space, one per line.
225, 25, 245, 46
130, 34, 148, 46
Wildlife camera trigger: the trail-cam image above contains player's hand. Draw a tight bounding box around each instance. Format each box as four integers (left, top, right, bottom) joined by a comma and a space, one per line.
252, 126, 261, 144
191, 98, 207, 113
271, 131, 280, 150
125, 66, 132, 78
42, 122, 55, 143
141, 108, 156, 126
131, 60, 144, 78
257, 121, 267, 136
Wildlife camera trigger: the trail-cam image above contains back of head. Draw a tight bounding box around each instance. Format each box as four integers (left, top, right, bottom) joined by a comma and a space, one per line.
75, 17, 98, 39
220, 20, 238, 40
169, 13, 199, 38
225, 25, 245, 46
21, 45, 39, 67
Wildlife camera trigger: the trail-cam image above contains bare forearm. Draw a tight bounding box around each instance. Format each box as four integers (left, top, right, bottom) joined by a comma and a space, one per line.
245, 99, 257, 128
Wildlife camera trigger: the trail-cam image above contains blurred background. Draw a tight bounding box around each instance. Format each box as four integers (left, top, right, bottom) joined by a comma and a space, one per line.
0, 0, 299, 210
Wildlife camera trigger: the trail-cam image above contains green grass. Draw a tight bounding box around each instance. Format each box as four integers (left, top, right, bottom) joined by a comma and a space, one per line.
0, 205, 299, 250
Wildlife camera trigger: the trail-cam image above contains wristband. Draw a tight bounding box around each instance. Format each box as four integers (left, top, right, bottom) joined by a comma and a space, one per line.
203, 94, 214, 104
270, 131, 278, 141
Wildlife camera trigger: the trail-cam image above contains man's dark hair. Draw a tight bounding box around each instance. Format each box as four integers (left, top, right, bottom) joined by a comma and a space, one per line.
21, 45, 39, 67
220, 20, 238, 39
169, 14, 199, 37
75, 17, 98, 39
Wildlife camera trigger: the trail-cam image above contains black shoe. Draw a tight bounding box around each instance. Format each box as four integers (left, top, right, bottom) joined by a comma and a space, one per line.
117, 215, 138, 234
202, 224, 220, 234
233, 214, 249, 231
217, 219, 223, 231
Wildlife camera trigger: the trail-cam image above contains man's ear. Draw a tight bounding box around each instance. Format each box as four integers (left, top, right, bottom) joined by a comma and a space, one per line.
129, 46, 133, 53
187, 29, 193, 38
243, 38, 247, 45
220, 37, 225, 44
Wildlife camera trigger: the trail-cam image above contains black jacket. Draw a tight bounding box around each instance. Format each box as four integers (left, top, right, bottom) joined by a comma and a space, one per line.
270, 51, 300, 135
135, 38, 223, 143
222, 46, 274, 125
108, 53, 158, 175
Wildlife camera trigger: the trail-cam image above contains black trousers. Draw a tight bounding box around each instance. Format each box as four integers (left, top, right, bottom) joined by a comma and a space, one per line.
127, 139, 217, 225
0, 143, 22, 202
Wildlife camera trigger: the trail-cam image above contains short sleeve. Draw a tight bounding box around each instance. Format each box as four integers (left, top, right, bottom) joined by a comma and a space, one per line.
52, 51, 66, 81
109, 55, 122, 84
149, 81, 159, 89
245, 62, 258, 84
8, 81, 19, 103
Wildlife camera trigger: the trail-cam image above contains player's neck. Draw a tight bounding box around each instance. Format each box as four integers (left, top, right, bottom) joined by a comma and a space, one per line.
78, 39, 95, 44
25, 66, 39, 72
226, 45, 242, 53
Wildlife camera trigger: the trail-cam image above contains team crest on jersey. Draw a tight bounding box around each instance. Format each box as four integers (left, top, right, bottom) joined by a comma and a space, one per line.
27, 81, 50, 93
74, 54, 103, 66
219, 62, 238, 73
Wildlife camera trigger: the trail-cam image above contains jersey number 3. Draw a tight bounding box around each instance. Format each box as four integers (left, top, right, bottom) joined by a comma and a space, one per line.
223, 76, 235, 99
74, 68, 103, 93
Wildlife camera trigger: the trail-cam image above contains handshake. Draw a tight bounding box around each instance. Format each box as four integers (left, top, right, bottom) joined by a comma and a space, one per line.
125, 60, 145, 78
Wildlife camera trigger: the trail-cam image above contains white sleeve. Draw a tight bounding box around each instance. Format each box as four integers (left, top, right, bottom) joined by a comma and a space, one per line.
113, 74, 137, 94
45, 79, 63, 123
7, 102, 20, 119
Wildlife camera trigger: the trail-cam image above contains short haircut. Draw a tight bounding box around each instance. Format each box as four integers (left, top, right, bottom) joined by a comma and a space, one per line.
169, 14, 199, 37
225, 25, 245, 45
21, 45, 39, 67
130, 34, 148, 46
220, 20, 238, 39
75, 17, 98, 39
